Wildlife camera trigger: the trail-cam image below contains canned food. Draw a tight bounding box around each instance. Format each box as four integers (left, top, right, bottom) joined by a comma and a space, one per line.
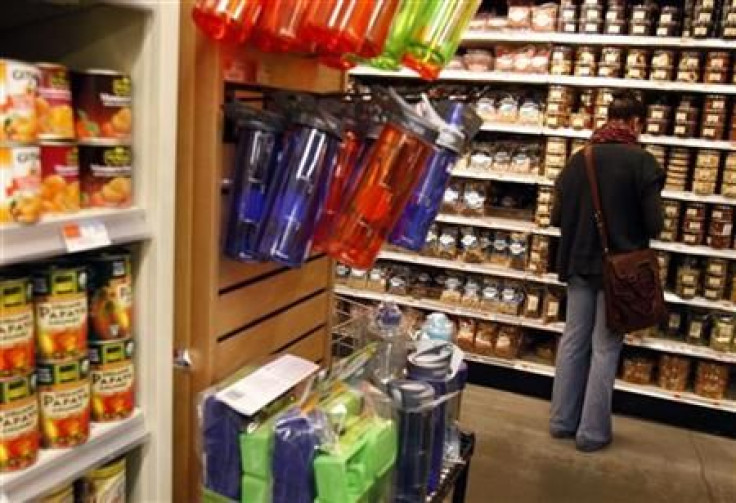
33, 264, 88, 362
37, 358, 90, 448
0, 144, 42, 224
78, 143, 132, 208
0, 277, 34, 378
80, 457, 126, 502
36, 63, 74, 140
39, 141, 79, 214
0, 373, 39, 472
0, 59, 40, 142
89, 252, 133, 341
90, 339, 134, 422
39, 483, 75, 503
71, 70, 132, 141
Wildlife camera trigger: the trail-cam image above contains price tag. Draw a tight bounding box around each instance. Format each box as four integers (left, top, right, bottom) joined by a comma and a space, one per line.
62, 220, 111, 253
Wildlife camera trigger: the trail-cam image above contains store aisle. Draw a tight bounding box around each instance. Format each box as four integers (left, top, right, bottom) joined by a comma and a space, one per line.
460, 385, 736, 503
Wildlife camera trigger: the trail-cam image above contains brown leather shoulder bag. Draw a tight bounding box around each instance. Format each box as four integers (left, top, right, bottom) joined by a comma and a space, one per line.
583, 146, 668, 333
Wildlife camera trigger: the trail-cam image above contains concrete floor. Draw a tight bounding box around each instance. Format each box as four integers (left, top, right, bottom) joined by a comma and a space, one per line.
459, 385, 736, 503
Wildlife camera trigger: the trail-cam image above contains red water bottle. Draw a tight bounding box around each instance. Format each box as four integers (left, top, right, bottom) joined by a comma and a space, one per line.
326, 93, 439, 269
356, 0, 401, 59
252, 0, 312, 53
300, 0, 377, 55
192, 0, 263, 44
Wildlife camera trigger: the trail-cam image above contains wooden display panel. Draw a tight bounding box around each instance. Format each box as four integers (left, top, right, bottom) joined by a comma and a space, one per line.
174, 2, 342, 500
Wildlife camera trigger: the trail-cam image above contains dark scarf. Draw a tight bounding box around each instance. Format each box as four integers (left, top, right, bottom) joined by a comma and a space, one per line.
590, 122, 639, 145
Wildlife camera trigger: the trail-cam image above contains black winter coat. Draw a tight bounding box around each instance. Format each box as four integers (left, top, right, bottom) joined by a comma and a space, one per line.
551, 143, 665, 283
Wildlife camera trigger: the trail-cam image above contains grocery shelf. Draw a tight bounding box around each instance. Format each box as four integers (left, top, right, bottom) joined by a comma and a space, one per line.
624, 335, 736, 364
0, 410, 147, 503
462, 31, 736, 50
661, 190, 736, 206
463, 352, 736, 412
334, 285, 566, 334
0, 207, 150, 267
664, 291, 736, 314
377, 250, 564, 286
435, 213, 561, 236
452, 168, 555, 186
349, 67, 736, 95
651, 240, 736, 260
479, 122, 736, 151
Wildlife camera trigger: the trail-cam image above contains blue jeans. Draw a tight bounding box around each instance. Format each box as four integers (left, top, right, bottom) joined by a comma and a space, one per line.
550, 276, 624, 447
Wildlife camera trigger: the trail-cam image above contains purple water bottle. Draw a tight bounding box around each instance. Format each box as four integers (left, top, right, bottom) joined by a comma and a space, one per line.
258, 108, 342, 267
223, 103, 286, 262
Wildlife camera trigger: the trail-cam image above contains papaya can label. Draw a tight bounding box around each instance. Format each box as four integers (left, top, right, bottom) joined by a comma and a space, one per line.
36, 63, 74, 140
0, 143, 42, 225
81, 457, 126, 502
78, 143, 132, 209
0, 59, 40, 143
71, 70, 131, 141
90, 339, 134, 422
39, 482, 74, 503
40, 141, 80, 214
0, 277, 35, 377
37, 358, 90, 448
0, 373, 39, 472
89, 253, 133, 341
33, 265, 88, 362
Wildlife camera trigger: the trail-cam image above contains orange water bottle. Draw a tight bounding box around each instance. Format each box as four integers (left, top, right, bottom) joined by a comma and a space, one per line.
252, 0, 312, 53
192, 0, 263, 44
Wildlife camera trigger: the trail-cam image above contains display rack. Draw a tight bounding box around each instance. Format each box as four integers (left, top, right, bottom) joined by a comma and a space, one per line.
0, 2, 178, 501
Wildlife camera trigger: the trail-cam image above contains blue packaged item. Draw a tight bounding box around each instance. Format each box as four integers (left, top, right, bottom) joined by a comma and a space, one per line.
389, 99, 480, 251
223, 103, 286, 262
387, 380, 435, 503
406, 341, 468, 493
258, 109, 342, 267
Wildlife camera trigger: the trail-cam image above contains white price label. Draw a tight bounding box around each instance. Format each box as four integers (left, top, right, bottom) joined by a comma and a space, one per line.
62, 220, 111, 253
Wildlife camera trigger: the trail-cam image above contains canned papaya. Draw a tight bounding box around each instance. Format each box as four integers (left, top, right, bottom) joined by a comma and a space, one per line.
90, 339, 134, 422
80, 457, 126, 502
89, 252, 133, 341
0, 373, 39, 472
33, 263, 88, 361
37, 358, 91, 448
39, 482, 74, 503
0, 276, 35, 377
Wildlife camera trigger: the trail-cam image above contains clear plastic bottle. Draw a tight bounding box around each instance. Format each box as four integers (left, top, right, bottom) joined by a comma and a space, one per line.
364, 302, 407, 387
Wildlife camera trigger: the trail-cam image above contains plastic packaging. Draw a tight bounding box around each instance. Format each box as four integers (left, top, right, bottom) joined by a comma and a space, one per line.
224, 104, 286, 262
402, 0, 482, 80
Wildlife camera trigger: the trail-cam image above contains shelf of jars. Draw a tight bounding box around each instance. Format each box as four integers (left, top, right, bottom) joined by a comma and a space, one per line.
348, 67, 736, 95
0, 410, 146, 503
462, 352, 736, 413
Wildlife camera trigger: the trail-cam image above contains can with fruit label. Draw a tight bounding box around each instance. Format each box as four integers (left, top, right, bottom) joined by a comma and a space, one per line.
37, 63, 74, 140
0, 143, 42, 225
89, 251, 133, 341
0, 276, 35, 378
37, 358, 91, 448
71, 69, 132, 141
90, 338, 134, 422
78, 143, 132, 208
80, 457, 126, 502
33, 264, 88, 362
39, 141, 80, 214
0, 59, 40, 143
0, 372, 39, 472
39, 482, 74, 503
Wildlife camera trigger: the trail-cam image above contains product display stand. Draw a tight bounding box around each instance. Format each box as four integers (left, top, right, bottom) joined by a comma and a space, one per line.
426, 431, 476, 503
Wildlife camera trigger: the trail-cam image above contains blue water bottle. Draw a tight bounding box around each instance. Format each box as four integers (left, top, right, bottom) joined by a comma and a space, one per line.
258, 108, 342, 267
389, 98, 481, 251
223, 103, 286, 262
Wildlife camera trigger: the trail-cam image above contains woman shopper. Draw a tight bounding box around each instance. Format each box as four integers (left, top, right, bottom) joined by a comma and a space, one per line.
549, 91, 665, 452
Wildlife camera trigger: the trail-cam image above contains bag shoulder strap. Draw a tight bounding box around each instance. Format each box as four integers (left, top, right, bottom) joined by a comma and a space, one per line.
583, 146, 610, 253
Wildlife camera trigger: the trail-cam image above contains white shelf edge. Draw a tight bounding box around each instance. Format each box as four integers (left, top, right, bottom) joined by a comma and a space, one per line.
651, 240, 736, 260
0, 410, 147, 503
336, 285, 736, 360
452, 168, 555, 186
349, 67, 736, 95
0, 207, 150, 266
661, 190, 736, 206
462, 352, 736, 412
462, 31, 736, 50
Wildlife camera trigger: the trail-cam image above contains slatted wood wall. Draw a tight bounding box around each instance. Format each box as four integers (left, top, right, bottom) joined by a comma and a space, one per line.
175, 3, 343, 499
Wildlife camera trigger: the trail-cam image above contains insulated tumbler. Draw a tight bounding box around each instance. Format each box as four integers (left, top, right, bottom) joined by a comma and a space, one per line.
223, 104, 285, 262
326, 93, 438, 269
192, 0, 263, 44
258, 110, 341, 267
369, 0, 426, 70
403, 0, 482, 79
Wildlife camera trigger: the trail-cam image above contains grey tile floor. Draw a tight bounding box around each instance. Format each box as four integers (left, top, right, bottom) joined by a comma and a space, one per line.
459, 385, 736, 503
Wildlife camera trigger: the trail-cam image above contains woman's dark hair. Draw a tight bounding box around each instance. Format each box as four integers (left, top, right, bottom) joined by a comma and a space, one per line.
608, 91, 646, 121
